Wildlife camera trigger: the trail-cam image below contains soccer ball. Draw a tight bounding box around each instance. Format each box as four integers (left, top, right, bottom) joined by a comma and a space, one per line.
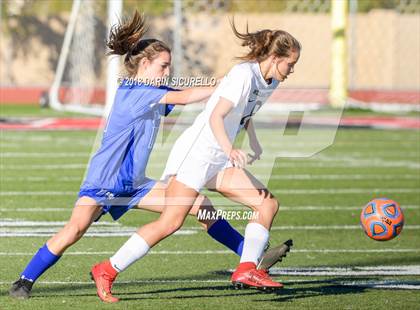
360, 198, 404, 241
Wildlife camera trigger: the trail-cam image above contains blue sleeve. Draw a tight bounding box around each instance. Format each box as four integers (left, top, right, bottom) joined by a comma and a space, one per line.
158, 86, 179, 116
129, 86, 169, 119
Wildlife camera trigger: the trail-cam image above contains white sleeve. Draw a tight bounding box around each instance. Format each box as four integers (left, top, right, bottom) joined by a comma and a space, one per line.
218, 66, 252, 108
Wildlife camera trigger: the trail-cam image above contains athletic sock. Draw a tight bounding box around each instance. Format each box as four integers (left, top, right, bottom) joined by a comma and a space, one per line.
21, 244, 61, 282
109, 233, 150, 272
239, 223, 269, 265
207, 219, 244, 255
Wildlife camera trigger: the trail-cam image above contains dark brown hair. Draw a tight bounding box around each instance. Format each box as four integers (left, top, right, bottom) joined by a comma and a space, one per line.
107, 10, 171, 77
230, 19, 301, 62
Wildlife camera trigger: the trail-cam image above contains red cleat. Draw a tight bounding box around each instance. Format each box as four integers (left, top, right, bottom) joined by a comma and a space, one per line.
231, 262, 283, 290
90, 260, 120, 303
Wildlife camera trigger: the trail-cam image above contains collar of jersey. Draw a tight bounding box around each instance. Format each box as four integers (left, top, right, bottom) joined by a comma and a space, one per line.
252, 62, 278, 87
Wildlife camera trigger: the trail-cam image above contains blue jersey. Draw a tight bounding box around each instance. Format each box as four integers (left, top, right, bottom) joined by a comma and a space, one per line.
81, 81, 174, 194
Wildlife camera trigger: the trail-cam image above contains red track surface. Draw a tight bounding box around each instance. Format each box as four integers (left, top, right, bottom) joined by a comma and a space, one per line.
1, 87, 419, 104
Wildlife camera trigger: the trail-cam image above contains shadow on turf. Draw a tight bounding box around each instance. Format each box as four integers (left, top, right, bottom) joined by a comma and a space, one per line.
25, 274, 375, 302
119, 285, 263, 301
28, 283, 261, 300
14, 256, 420, 301
23, 272, 233, 299
29, 279, 369, 302
264, 283, 368, 303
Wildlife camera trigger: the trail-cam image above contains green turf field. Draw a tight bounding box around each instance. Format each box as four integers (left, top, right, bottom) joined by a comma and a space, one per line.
1, 105, 419, 309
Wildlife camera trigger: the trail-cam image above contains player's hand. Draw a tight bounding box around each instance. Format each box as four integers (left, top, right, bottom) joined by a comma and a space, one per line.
248, 139, 262, 164
229, 149, 247, 169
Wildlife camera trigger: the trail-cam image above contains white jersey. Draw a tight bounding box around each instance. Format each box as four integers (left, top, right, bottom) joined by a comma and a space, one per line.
162, 62, 279, 191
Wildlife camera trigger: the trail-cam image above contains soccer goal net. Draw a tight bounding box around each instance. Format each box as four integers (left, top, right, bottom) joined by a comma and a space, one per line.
48, 0, 122, 116
48, 0, 419, 116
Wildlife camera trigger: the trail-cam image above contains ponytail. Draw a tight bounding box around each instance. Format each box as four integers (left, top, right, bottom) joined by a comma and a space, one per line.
106, 10, 171, 77
107, 10, 147, 56
230, 19, 301, 62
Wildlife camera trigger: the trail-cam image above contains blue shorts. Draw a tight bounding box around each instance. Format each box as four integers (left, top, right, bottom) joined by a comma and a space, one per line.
78, 178, 156, 221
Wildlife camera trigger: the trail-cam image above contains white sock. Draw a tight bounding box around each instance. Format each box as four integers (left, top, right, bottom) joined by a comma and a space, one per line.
239, 223, 269, 265
110, 233, 150, 272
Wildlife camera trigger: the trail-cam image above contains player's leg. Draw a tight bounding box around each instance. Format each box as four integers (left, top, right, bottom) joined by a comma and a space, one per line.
91, 178, 198, 303
47, 197, 103, 254
208, 167, 282, 289
10, 197, 102, 299
137, 181, 286, 262
135, 181, 244, 255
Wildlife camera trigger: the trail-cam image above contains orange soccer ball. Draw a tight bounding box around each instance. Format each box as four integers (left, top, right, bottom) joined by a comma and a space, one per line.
360, 198, 404, 241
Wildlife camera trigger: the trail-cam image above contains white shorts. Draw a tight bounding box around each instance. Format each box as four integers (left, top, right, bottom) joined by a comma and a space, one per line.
161, 129, 231, 192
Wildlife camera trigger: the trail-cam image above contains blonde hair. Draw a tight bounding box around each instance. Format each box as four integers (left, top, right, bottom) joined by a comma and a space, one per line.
106, 10, 171, 77
231, 19, 301, 62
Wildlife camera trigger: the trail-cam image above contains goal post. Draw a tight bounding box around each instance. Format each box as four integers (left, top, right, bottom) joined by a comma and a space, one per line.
329, 0, 348, 108
49, 0, 122, 116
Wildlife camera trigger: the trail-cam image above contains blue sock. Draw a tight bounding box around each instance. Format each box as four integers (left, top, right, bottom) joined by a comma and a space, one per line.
207, 219, 244, 256
21, 244, 61, 282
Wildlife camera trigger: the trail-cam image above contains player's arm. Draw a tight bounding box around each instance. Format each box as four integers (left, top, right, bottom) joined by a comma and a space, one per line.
209, 97, 247, 168
245, 119, 262, 164
159, 86, 214, 105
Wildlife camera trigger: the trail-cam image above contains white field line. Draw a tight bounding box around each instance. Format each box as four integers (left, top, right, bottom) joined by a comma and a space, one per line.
1, 152, 89, 158
217, 205, 420, 211
0, 136, 96, 143
1, 163, 419, 171
0, 280, 230, 285
271, 162, 420, 169
3, 133, 419, 144
1, 151, 420, 159
268, 265, 420, 276
0, 164, 87, 170
1, 141, 418, 153
0, 152, 420, 170
2, 143, 417, 153
291, 249, 420, 253
0, 220, 196, 237
0, 279, 418, 290
0, 176, 82, 182
271, 188, 420, 194
337, 281, 420, 290
2, 152, 420, 162
0, 207, 74, 212
1, 174, 418, 183
267, 225, 420, 230
0, 191, 75, 195
1, 188, 419, 196
0, 231, 197, 237
2, 160, 420, 170
0, 220, 120, 226
315, 154, 420, 169
256, 174, 420, 180
1, 229, 420, 238
1, 205, 418, 213
1, 249, 420, 256
1, 220, 420, 231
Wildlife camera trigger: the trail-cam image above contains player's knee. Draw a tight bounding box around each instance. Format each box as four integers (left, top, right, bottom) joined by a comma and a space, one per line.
196, 199, 214, 220
190, 195, 212, 217
265, 198, 279, 217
